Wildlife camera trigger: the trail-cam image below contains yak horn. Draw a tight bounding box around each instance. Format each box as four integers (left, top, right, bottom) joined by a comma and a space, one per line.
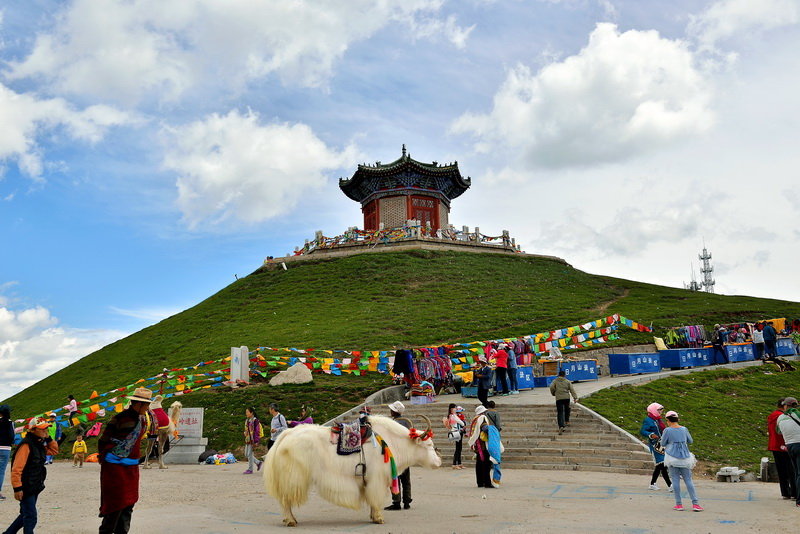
420, 415, 432, 435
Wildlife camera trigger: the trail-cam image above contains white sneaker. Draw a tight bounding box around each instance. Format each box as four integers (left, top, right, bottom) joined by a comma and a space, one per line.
649, 484, 660, 490
667, 485, 674, 493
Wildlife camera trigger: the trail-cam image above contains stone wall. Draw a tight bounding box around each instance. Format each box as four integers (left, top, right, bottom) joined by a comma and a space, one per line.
379, 196, 406, 228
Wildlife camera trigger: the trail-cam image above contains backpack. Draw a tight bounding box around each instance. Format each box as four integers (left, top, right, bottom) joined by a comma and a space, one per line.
258, 421, 266, 439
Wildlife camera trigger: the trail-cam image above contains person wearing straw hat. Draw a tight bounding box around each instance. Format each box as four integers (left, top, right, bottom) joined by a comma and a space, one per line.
97, 387, 153, 534
3, 416, 58, 534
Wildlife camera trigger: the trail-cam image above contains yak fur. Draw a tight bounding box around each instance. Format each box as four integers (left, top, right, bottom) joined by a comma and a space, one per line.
263, 415, 441, 526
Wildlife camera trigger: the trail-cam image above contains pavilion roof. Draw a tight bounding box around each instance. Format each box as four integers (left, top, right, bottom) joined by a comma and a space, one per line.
339, 146, 471, 204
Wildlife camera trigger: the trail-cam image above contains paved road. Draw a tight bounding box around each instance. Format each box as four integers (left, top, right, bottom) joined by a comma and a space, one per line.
1, 462, 791, 533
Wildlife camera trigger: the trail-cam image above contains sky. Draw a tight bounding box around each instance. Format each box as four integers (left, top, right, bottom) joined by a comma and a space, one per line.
2, 0, 799, 400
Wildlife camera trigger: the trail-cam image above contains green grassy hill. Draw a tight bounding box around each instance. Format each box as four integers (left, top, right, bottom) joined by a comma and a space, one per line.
6, 249, 800, 421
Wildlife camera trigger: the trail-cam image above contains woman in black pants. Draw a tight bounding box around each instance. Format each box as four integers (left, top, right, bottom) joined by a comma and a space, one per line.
446, 404, 466, 469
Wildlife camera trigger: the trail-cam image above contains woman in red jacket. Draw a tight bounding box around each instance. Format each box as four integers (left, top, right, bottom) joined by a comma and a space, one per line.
768, 398, 796, 499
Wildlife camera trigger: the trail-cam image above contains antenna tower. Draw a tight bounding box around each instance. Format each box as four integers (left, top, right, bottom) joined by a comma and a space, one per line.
699, 243, 715, 293
683, 263, 702, 292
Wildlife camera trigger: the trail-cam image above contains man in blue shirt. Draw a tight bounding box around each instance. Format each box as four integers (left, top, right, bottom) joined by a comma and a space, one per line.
763, 322, 778, 359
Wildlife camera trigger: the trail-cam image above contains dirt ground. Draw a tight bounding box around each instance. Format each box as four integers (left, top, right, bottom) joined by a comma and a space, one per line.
0, 462, 794, 533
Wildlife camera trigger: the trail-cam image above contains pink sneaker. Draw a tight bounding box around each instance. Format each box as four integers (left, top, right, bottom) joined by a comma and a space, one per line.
243, 469, 253, 475
673, 504, 684, 511
692, 504, 704, 512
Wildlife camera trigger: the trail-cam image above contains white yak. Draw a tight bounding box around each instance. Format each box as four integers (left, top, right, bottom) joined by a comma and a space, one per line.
263, 414, 441, 526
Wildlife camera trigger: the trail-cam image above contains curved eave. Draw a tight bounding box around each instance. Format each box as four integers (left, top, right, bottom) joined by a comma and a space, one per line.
339, 159, 471, 203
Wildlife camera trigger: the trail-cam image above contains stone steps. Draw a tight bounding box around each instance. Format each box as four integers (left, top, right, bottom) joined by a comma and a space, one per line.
366, 399, 652, 475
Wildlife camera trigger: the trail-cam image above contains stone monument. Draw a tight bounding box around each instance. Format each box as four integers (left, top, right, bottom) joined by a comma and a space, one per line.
165, 406, 209, 464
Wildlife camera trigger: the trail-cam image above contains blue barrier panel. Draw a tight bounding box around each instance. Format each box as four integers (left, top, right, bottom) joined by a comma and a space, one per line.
461, 386, 496, 398
533, 376, 557, 388
560, 360, 598, 382
725, 343, 755, 362
515, 366, 536, 390
689, 348, 712, 367
658, 349, 694, 369
608, 353, 661, 376
777, 338, 797, 356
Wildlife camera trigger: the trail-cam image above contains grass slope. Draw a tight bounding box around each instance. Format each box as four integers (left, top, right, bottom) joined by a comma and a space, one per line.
581, 365, 800, 473
6, 249, 800, 421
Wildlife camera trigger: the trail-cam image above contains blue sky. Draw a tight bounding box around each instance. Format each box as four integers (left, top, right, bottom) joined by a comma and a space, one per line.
2, 0, 799, 400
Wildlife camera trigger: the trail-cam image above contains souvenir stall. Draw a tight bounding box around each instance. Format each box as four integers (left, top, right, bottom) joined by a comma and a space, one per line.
662, 325, 708, 348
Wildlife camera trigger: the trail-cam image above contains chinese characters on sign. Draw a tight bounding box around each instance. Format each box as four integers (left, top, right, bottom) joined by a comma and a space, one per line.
177, 407, 204, 438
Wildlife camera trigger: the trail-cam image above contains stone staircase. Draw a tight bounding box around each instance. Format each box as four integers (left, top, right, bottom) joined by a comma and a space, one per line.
369, 401, 654, 475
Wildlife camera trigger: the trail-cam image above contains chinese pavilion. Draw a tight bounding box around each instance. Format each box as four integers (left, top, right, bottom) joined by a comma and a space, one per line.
339, 145, 471, 232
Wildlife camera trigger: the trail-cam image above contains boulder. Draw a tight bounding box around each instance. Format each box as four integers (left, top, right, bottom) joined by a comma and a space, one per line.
269, 362, 313, 386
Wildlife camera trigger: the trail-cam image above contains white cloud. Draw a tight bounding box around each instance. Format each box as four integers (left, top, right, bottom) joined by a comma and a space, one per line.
405, 14, 476, 49
0, 83, 131, 180
162, 109, 358, 230
109, 305, 182, 323
689, 0, 800, 49
0, 302, 127, 401
8, 0, 472, 105
451, 23, 713, 169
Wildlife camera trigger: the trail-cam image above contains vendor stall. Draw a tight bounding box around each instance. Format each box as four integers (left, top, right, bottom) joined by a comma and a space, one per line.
658, 348, 711, 369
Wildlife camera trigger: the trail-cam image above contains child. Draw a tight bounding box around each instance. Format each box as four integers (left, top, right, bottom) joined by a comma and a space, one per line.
4, 417, 59, 533
72, 434, 88, 468
242, 407, 263, 474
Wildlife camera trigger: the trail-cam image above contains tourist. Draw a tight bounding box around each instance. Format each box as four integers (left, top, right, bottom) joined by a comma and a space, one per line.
446, 404, 465, 469
469, 405, 492, 488
776, 397, 800, 508
64, 395, 79, 424
660, 410, 703, 511
474, 359, 493, 408
492, 345, 510, 396
639, 403, 672, 492
485, 400, 502, 432
267, 404, 288, 451
763, 321, 778, 359
506, 343, 519, 394
752, 323, 765, 360
711, 324, 728, 364
72, 434, 88, 468
242, 407, 263, 474
792, 320, 800, 354
549, 370, 579, 434
98, 387, 153, 534
287, 405, 313, 427
385, 401, 412, 510
4, 417, 59, 533
767, 398, 796, 500
0, 405, 13, 502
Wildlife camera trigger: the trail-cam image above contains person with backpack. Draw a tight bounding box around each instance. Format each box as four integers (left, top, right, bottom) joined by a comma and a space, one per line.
267, 404, 288, 451
776, 397, 800, 508
4, 417, 59, 533
243, 407, 263, 474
